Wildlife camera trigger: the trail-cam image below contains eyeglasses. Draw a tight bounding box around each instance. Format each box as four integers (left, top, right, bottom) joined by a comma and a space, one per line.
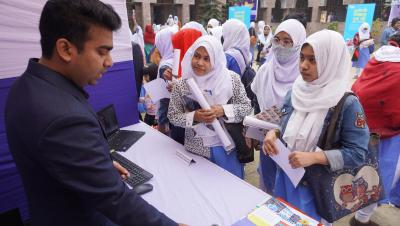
272, 37, 294, 48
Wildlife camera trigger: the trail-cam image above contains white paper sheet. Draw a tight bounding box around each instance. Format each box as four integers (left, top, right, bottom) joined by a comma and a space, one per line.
245, 127, 265, 141
172, 49, 181, 76
243, 116, 279, 130
186, 78, 234, 151
143, 78, 170, 102
270, 140, 305, 188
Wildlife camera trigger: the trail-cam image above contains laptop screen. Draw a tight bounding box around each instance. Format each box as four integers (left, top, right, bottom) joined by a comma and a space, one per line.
97, 105, 119, 138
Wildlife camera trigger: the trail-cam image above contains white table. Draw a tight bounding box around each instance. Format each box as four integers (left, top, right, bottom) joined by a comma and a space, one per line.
121, 122, 269, 226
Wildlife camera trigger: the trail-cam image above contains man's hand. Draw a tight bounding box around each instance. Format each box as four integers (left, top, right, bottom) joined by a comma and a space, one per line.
113, 161, 130, 180
262, 130, 279, 156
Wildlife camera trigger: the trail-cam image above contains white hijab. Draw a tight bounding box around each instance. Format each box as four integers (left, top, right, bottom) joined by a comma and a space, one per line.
258, 24, 273, 47
222, 19, 251, 75
251, 19, 306, 111
181, 35, 233, 105
155, 27, 175, 77
374, 45, 400, 62
207, 18, 219, 34
358, 22, 371, 40
283, 30, 350, 152
257, 21, 265, 35
182, 21, 208, 36
210, 26, 223, 42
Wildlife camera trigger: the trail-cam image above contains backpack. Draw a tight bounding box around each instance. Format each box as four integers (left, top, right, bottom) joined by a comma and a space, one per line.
234, 48, 257, 108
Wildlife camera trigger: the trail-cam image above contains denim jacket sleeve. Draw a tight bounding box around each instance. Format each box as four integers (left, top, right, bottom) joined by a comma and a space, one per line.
279, 91, 370, 171
325, 95, 369, 171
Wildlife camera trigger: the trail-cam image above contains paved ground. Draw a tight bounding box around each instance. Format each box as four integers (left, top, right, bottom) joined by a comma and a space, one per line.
243, 66, 400, 225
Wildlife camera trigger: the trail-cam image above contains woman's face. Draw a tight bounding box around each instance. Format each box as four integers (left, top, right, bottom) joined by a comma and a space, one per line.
299, 44, 318, 82
264, 26, 270, 35
191, 46, 212, 76
272, 31, 293, 48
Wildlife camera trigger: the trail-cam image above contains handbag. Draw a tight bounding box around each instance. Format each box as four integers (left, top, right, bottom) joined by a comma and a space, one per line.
224, 122, 254, 163
304, 92, 384, 222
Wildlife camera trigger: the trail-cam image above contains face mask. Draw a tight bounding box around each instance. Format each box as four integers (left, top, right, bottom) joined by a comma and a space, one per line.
272, 43, 300, 64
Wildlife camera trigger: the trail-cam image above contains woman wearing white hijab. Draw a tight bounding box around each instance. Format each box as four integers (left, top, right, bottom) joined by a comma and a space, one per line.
222, 19, 251, 76
263, 30, 370, 223
252, 19, 306, 193
209, 26, 223, 43
154, 27, 177, 136
256, 24, 274, 64
207, 18, 220, 34
168, 36, 252, 178
352, 22, 374, 78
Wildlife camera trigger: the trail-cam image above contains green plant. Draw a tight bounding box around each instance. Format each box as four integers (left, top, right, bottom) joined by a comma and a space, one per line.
327, 21, 338, 31
197, 0, 224, 26
371, 18, 382, 39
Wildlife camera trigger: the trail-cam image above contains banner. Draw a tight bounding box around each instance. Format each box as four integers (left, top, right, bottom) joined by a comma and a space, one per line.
229, 6, 251, 29
343, 4, 376, 42
229, 0, 258, 21
388, 0, 400, 26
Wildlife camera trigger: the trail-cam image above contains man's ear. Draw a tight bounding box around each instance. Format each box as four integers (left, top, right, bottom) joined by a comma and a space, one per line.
55, 38, 75, 62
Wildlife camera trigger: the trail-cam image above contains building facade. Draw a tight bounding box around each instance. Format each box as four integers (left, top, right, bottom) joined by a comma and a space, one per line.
128, 0, 391, 39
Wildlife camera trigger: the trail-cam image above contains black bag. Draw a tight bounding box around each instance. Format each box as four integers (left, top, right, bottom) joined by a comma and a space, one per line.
224, 122, 254, 163
304, 92, 384, 222
234, 48, 257, 108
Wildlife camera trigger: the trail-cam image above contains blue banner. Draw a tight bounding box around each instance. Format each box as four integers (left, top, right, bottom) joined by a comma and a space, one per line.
229, 0, 258, 21
229, 6, 251, 29
343, 4, 376, 42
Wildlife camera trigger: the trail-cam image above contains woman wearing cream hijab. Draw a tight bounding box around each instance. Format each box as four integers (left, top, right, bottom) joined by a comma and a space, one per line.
263, 30, 370, 224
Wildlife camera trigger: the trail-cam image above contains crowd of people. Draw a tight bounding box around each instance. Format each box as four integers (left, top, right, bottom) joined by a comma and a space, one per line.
5, 0, 400, 225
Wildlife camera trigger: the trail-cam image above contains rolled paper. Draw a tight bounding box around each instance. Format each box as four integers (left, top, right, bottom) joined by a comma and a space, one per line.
186, 78, 234, 151
243, 116, 279, 130
172, 49, 181, 77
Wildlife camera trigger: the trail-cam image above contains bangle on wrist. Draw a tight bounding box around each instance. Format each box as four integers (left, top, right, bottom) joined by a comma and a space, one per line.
274, 129, 281, 138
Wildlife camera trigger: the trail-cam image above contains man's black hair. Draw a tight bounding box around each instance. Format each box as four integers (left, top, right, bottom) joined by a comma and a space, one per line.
283, 12, 307, 29
39, 0, 122, 59
389, 32, 400, 46
391, 17, 400, 28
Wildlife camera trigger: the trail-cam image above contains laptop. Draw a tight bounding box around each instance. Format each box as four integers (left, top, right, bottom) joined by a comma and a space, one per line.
97, 104, 145, 152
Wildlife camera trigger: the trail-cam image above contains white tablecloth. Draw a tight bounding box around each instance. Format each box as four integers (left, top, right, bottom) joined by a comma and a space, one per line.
121, 122, 269, 226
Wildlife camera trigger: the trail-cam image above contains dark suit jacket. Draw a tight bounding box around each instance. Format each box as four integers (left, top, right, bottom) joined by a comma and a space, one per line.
5, 59, 177, 226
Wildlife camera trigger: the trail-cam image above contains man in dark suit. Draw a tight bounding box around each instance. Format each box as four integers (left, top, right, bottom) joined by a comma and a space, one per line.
5, 1, 183, 226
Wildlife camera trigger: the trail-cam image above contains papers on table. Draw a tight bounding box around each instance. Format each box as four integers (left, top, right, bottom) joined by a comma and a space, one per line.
271, 140, 305, 188
143, 78, 170, 102
232, 197, 320, 226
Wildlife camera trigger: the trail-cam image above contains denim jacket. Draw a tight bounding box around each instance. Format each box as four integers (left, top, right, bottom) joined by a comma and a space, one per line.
279, 90, 370, 171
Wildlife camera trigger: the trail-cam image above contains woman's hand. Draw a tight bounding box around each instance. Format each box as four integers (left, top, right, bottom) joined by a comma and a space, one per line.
113, 161, 130, 180
163, 68, 173, 81
210, 105, 224, 118
263, 129, 279, 156
288, 151, 328, 168
194, 109, 217, 123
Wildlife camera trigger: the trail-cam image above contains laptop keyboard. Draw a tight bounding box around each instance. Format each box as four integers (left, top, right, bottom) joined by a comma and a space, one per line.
110, 151, 153, 188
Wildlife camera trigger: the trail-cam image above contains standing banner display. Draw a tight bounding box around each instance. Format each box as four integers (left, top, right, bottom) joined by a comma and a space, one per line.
229, 0, 258, 21
229, 6, 251, 28
343, 4, 376, 42
388, 0, 400, 26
